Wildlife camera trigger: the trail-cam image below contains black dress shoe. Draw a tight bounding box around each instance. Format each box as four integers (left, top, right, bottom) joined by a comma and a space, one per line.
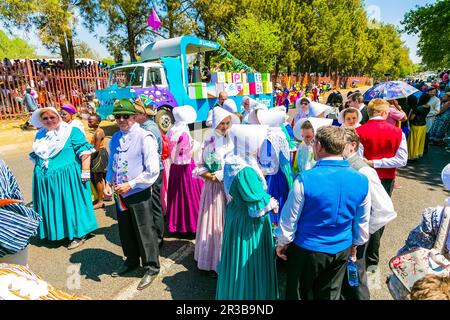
137, 271, 159, 290
111, 264, 139, 278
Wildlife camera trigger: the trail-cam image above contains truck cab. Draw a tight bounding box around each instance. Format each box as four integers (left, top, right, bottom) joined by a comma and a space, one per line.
96, 36, 274, 132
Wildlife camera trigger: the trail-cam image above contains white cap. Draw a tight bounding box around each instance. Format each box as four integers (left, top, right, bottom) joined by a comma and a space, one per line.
337, 107, 363, 125
293, 117, 333, 141
309, 102, 331, 117
212, 107, 240, 129
442, 163, 450, 190
30, 107, 61, 128
228, 124, 269, 155
173, 105, 197, 124
223, 99, 238, 113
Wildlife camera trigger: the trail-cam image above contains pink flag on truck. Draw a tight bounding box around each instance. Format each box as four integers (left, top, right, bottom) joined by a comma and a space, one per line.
148, 8, 161, 30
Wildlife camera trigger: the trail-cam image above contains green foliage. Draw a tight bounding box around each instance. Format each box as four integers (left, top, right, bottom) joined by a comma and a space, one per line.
402, 0, 450, 69
73, 41, 100, 60
225, 13, 281, 73
0, 29, 37, 59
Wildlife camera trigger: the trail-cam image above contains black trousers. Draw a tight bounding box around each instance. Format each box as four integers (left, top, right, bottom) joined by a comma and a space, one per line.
118, 184, 162, 275
380, 179, 394, 197
151, 170, 165, 249
365, 178, 393, 268
286, 244, 350, 300
341, 242, 370, 300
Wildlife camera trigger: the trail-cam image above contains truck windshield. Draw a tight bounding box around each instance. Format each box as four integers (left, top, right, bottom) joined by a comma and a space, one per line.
108, 66, 145, 87
146, 67, 162, 86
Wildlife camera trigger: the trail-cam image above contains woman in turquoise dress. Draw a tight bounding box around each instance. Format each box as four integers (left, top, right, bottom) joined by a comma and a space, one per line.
216, 124, 279, 300
29, 107, 98, 250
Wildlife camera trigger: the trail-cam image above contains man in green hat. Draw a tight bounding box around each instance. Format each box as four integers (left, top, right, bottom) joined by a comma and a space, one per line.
105, 98, 162, 290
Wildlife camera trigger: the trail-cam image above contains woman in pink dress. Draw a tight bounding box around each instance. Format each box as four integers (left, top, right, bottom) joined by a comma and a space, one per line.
166, 105, 204, 233
193, 107, 239, 273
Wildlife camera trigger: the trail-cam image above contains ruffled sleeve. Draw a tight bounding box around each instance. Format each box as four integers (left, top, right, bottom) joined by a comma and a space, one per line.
192, 140, 209, 178
70, 127, 95, 158
234, 167, 277, 218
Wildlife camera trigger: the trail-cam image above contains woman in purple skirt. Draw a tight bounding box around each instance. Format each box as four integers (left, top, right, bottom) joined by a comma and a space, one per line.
166, 105, 204, 233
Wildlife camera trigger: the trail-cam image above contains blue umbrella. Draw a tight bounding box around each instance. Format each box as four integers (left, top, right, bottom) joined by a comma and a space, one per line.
363, 81, 419, 102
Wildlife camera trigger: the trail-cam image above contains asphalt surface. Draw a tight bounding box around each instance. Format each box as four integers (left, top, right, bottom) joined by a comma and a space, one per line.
1, 103, 449, 300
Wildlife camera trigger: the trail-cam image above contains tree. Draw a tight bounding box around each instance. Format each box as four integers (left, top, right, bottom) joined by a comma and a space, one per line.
225, 13, 282, 72
0, 0, 78, 68
402, 0, 450, 69
73, 41, 100, 60
78, 0, 155, 62
0, 30, 37, 59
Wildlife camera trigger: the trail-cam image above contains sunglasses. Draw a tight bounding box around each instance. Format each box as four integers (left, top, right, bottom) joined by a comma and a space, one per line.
59, 112, 69, 117
42, 116, 57, 121
114, 115, 130, 120
301, 102, 309, 105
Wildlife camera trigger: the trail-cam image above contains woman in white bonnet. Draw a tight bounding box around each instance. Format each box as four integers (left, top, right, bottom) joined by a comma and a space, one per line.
216, 124, 279, 300
193, 107, 239, 274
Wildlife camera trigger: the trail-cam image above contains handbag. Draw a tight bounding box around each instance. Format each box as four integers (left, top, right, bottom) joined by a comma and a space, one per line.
387, 206, 450, 299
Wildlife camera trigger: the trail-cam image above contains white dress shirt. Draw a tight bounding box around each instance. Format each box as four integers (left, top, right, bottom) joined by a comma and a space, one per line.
127, 134, 160, 190
274, 156, 371, 247
347, 153, 397, 234
359, 116, 408, 169
106, 126, 160, 190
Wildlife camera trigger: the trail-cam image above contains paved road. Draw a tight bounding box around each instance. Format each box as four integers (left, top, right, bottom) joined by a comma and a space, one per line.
1, 106, 449, 300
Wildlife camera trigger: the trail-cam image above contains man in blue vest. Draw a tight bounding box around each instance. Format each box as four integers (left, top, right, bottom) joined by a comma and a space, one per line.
105, 99, 161, 290
275, 125, 371, 300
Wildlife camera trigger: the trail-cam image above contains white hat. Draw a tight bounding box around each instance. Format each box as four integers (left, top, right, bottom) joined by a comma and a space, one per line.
228, 124, 269, 155
293, 117, 333, 141
212, 106, 240, 129
247, 104, 269, 124
309, 102, 331, 117
30, 107, 61, 128
257, 108, 286, 127
337, 107, 363, 125
295, 97, 311, 109
222, 99, 238, 113
442, 163, 450, 190
173, 105, 197, 124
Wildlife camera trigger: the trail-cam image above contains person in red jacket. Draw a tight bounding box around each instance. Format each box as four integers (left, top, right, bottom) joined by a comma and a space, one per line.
356, 98, 407, 270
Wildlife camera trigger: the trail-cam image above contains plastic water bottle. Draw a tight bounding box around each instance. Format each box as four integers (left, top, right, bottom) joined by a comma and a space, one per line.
347, 258, 359, 287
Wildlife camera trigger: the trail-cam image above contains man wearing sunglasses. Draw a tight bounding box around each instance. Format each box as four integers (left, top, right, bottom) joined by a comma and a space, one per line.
105, 98, 161, 290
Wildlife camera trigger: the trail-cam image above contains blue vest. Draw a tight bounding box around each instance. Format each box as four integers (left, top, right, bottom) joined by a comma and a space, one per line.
293, 160, 369, 254
109, 124, 153, 198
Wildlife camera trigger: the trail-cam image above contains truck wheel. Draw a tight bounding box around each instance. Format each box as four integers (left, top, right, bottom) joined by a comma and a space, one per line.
155, 107, 174, 133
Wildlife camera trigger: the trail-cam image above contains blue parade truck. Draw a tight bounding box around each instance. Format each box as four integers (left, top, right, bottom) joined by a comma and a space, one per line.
95, 36, 274, 132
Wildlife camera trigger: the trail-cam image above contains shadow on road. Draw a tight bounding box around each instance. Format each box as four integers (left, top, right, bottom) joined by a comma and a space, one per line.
69, 248, 141, 282
29, 237, 69, 249
162, 252, 217, 300
397, 146, 449, 191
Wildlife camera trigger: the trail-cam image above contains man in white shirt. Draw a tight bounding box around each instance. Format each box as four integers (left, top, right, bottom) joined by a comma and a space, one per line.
275, 126, 370, 300
205, 91, 228, 127
341, 128, 397, 300
105, 99, 161, 290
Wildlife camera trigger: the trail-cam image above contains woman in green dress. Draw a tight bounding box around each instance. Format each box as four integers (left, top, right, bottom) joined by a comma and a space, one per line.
30, 107, 98, 250
216, 124, 279, 300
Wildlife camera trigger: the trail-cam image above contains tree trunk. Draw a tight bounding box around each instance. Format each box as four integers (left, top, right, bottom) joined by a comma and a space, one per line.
274, 60, 280, 80
67, 32, 75, 69
59, 38, 69, 69
126, 22, 137, 62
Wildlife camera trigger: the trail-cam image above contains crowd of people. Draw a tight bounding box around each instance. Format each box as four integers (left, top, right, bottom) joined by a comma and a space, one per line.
0, 79, 449, 300
0, 58, 106, 116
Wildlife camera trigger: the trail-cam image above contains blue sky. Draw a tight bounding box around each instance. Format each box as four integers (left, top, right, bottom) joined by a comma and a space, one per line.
11, 0, 437, 63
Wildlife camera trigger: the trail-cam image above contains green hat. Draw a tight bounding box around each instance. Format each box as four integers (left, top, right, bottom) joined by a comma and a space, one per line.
112, 98, 137, 115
